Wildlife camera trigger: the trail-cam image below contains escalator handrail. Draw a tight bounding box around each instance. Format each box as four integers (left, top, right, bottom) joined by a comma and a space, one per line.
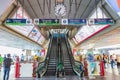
43, 35, 54, 75
64, 35, 84, 76
37, 35, 54, 76
56, 37, 59, 76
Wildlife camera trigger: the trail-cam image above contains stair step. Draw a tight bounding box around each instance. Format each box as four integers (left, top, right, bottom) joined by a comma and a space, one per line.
64, 67, 73, 69
64, 65, 72, 67
47, 68, 56, 71
64, 62, 71, 64
48, 63, 56, 65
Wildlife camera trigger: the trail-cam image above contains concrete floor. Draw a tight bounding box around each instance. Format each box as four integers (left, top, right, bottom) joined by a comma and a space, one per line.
0, 63, 120, 80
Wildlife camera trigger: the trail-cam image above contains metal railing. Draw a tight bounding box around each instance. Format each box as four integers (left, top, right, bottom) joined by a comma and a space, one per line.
37, 35, 53, 77
64, 35, 84, 77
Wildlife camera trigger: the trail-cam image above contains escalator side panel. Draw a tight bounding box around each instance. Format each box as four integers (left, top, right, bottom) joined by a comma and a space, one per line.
44, 37, 57, 76
60, 37, 76, 75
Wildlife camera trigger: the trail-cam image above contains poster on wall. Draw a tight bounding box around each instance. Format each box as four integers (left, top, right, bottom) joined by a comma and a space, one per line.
90, 62, 98, 75
88, 62, 100, 76
74, 25, 110, 44
6, 7, 33, 36
29, 27, 41, 41
8, 25, 34, 36
73, 48, 77, 56
87, 50, 94, 62
41, 49, 45, 56
38, 35, 45, 45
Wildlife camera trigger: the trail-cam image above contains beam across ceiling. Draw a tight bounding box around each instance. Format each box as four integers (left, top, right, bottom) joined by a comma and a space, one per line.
80, 0, 91, 18
0, 24, 44, 49
27, 0, 38, 18
0, 3, 16, 22
37, 0, 44, 16
73, 0, 82, 18
68, 0, 73, 18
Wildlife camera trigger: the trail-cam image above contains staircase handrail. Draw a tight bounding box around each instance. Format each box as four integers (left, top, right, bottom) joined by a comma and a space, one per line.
64, 35, 84, 76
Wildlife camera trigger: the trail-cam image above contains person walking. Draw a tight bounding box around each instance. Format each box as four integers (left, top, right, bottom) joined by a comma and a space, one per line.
79, 62, 84, 77
117, 55, 120, 74
3, 54, 13, 80
111, 58, 115, 69
20, 54, 24, 62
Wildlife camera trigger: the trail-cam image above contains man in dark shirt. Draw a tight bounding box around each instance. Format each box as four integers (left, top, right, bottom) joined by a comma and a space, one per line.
3, 54, 12, 80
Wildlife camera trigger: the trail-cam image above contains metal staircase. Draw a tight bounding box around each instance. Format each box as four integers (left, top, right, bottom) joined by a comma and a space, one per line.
61, 37, 76, 75
44, 37, 57, 76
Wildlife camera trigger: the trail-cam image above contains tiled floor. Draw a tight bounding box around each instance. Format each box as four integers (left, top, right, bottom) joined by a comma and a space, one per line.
0, 63, 120, 80
0, 63, 33, 80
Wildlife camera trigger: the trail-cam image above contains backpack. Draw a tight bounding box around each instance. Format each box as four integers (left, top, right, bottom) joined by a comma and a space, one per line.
4, 58, 11, 68
80, 65, 84, 71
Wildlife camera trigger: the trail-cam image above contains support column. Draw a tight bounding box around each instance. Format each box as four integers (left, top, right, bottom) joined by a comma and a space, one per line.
40, 28, 49, 39
69, 27, 78, 39
25, 49, 31, 62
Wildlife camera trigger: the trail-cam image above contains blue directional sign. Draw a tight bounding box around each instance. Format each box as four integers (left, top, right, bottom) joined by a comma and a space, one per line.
94, 18, 114, 25
6, 19, 32, 26
68, 19, 86, 25
61, 19, 86, 25
34, 19, 60, 26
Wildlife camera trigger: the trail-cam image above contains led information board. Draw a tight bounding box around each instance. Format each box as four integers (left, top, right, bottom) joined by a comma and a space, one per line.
62, 19, 86, 25
6, 19, 32, 26
34, 19, 60, 26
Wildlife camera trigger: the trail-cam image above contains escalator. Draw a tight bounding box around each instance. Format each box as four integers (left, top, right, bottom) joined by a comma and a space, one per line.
38, 34, 83, 77
44, 36, 57, 76
60, 36, 76, 75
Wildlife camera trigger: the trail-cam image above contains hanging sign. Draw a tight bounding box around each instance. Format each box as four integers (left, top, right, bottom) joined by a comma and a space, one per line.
34, 19, 60, 26
62, 19, 86, 25
5, 19, 32, 26
94, 18, 114, 25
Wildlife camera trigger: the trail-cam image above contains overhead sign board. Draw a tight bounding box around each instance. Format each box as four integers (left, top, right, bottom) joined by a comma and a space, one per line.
68, 19, 86, 25
62, 19, 86, 25
94, 18, 114, 25
5, 19, 32, 26
34, 19, 60, 26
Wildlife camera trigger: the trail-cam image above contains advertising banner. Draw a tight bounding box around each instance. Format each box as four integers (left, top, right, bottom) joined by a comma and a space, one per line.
88, 62, 100, 76
29, 27, 41, 41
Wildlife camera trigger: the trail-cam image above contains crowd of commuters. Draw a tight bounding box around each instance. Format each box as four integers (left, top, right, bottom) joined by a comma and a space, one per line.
0, 52, 120, 79
0, 53, 13, 80
0, 53, 42, 80
78, 53, 120, 76
102, 53, 120, 73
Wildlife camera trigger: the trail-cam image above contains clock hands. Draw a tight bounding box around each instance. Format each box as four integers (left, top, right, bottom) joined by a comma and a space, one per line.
57, 7, 62, 14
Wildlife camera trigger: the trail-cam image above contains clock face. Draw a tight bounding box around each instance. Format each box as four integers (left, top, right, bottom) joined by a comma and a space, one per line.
55, 4, 66, 16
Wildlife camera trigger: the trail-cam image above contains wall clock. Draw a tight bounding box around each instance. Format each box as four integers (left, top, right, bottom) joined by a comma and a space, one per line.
55, 4, 66, 16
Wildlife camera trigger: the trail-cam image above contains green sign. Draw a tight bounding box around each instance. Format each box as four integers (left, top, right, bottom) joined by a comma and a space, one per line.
6, 19, 32, 26
34, 19, 60, 26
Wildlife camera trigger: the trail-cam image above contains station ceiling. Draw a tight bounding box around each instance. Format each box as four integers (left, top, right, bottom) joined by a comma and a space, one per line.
19, 0, 100, 19
0, 0, 120, 50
